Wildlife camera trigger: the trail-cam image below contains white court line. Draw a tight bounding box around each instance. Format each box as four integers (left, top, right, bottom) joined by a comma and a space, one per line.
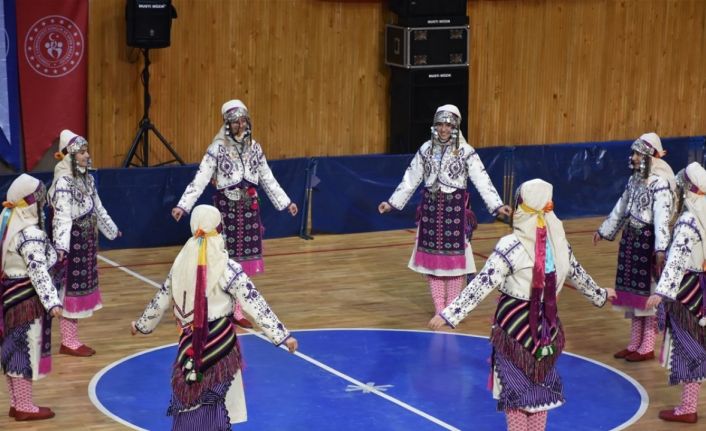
94, 254, 647, 431
95, 253, 461, 430
97, 254, 161, 288
249, 330, 461, 430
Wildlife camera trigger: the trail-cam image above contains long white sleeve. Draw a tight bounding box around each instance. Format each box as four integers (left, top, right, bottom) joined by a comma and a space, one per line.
51, 176, 74, 253
388, 150, 424, 210
92, 179, 119, 240
565, 245, 608, 307
223, 262, 290, 345
655, 219, 701, 300
466, 150, 503, 214
440, 250, 511, 327
597, 187, 629, 241
134, 276, 173, 334
257, 153, 291, 211
17, 229, 62, 311
177, 145, 219, 213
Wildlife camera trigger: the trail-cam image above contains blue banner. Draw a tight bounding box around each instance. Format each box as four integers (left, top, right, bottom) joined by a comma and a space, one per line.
0, 0, 22, 170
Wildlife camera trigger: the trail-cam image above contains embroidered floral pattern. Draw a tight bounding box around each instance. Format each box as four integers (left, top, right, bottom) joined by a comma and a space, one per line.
5, 227, 62, 311
656, 213, 702, 300
135, 261, 289, 345
51, 174, 118, 252
177, 138, 291, 213
388, 141, 502, 213
598, 174, 674, 251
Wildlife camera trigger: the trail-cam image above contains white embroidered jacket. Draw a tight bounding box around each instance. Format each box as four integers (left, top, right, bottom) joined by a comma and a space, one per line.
50, 175, 119, 253
135, 260, 290, 345
388, 141, 504, 213
3, 226, 61, 311
655, 212, 703, 300
176, 136, 291, 213
440, 234, 608, 328
597, 174, 674, 252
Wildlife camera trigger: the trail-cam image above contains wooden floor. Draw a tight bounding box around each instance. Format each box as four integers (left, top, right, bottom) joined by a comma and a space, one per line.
0, 216, 701, 430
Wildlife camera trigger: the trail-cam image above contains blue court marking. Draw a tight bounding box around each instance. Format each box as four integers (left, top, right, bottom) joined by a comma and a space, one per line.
89, 329, 646, 431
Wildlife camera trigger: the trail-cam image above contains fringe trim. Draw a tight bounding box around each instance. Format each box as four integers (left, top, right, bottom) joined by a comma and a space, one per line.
3, 296, 44, 330
414, 250, 466, 270
239, 259, 264, 277
665, 301, 706, 349
490, 324, 565, 384
612, 291, 649, 310
63, 290, 102, 314
171, 345, 241, 408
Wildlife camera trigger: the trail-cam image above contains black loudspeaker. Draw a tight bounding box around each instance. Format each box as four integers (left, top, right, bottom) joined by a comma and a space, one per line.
389, 0, 467, 17
126, 0, 177, 49
389, 67, 469, 154
385, 24, 469, 68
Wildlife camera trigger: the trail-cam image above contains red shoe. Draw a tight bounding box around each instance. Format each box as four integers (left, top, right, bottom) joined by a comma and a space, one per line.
613, 349, 634, 359
15, 406, 55, 421
235, 317, 253, 329
625, 351, 654, 362
60, 344, 95, 357
659, 409, 698, 423
9, 407, 15, 417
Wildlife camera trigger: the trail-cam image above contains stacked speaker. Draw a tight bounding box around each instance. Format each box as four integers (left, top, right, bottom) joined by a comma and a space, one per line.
385, 0, 468, 154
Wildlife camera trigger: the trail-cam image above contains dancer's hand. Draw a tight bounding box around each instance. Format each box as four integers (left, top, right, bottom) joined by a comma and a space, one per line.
288, 203, 298, 216
428, 315, 446, 331
171, 207, 184, 222
57, 250, 65, 261
646, 294, 662, 309
130, 321, 138, 335
497, 205, 512, 217
285, 337, 298, 353
378, 202, 392, 214
592, 232, 602, 246
116, 231, 123, 238
654, 252, 666, 278
605, 288, 617, 301
51, 306, 63, 318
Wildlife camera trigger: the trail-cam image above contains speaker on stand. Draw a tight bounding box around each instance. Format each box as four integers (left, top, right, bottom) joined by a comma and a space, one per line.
123, 0, 183, 167
385, 1, 469, 154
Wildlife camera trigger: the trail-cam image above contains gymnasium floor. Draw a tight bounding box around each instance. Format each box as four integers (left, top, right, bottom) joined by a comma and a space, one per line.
0, 216, 700, 430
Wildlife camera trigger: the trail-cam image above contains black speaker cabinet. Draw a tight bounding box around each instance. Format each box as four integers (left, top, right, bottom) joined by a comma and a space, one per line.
126, 0, 177, 49
389, 0, 467, 17
385, 24, 469, 68
389, 67, 469, 154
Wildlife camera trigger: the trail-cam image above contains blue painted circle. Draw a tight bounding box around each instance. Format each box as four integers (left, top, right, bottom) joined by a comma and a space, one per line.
91, 329, 645, 430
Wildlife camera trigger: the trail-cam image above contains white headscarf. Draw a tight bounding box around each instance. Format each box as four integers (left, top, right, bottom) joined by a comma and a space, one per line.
682, 162, 706, 261
170, 205, 229, 322
48, 129, 88, 199
1, 174, 43, 270
638, 132, 677, 191
433, 104, 471, 147
512, 179, 570, 280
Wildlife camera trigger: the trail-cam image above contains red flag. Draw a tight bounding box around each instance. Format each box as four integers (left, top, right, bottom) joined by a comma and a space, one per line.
15, 0, 87, 170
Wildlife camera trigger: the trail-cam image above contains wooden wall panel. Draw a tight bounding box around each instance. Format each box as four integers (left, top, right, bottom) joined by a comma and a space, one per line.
87, 0, 390, 167
469, 0, 706, 147
87, 0, 706, 167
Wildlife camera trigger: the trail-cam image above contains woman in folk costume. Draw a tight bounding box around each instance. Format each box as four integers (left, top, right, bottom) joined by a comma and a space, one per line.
429, 179, 615, 431
379, 104, 511, 315
171, 100, 298, 329
646, 162, 706, 424
132, 205, 297, 430
49, 129, 121, 357
593, 132, 676, 362
1, 174, 63, 421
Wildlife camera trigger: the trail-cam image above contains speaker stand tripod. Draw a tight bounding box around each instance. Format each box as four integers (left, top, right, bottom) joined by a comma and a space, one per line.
122, 48, 184, 167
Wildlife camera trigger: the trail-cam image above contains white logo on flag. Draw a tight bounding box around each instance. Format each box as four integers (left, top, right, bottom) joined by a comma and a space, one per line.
1, 29, 9, 59
24, 15, 84, 78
